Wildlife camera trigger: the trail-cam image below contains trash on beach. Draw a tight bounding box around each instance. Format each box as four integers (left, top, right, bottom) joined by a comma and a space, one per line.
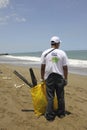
0, 71, 3, 74
14, 84, 24, 88
13, 70, 33, 87
2, 76, 11, 80
29, 68, 37, 87
13, 68, 38, 88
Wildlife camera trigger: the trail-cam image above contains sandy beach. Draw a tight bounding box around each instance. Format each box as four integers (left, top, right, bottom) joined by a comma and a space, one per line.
0, 63, 87, 130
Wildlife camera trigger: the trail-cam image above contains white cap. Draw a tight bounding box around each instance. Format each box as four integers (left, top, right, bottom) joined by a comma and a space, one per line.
50, 36, 62, 43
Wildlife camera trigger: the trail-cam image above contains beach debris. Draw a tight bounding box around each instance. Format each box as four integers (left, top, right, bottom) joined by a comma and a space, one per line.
13, 70, 33, 87
29, 68, 37, 87
2, 76, 11, 80
14, 83, 24, 88
13, 68, 38, 88
0, 71, 3, 74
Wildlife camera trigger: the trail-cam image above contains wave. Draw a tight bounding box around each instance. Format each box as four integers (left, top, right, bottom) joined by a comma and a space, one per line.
69, 59, 87, 68
6, 55, 41, 62
4, 55, 87, 68
0, 55, 87, 75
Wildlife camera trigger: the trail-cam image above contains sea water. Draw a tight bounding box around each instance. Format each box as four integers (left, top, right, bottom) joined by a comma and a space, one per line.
0, 50, 87, 76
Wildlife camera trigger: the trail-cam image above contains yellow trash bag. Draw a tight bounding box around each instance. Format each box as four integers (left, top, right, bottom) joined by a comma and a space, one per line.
30, 82, 58, 116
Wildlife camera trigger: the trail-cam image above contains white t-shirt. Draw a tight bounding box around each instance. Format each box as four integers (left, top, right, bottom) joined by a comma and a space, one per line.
41, 48, 68, 79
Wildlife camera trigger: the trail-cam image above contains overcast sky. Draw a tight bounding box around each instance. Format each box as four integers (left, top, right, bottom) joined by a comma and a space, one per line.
0, 0, 87, 53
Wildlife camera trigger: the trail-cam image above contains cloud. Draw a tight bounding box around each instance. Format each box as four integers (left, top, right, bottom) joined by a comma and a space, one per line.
15, 17, 26, 23
0, 0, 9, 8
0, 1, 27, 25
12, 13, 27, 23
0, 13, 27, 25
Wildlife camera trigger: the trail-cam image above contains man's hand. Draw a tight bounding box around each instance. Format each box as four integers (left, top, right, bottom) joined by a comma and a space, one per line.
63, 79, 68, 86
40, 78, 44, 82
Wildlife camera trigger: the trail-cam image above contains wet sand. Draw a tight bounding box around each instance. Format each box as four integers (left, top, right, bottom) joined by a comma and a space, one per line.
0, 63, 87, 130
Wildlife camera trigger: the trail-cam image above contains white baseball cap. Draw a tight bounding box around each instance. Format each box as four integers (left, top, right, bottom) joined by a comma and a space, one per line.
50, 36, 62, 43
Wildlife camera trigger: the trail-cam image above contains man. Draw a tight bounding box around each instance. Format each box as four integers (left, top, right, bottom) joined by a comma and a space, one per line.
41, 36, 68, 121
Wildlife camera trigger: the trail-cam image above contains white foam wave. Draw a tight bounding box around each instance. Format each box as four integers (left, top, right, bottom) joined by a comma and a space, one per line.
69, 59, 87, 68
5, 55, 87, 68
6, 55, 41, 62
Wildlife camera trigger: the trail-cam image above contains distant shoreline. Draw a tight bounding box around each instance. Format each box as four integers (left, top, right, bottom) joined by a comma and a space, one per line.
0, 53, 9, 56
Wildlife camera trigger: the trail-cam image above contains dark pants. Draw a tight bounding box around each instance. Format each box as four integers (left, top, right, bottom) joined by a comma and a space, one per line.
45, 73, 65, 119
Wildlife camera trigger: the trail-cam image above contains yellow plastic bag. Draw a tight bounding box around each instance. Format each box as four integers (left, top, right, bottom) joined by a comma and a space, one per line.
30, 82, 58, 116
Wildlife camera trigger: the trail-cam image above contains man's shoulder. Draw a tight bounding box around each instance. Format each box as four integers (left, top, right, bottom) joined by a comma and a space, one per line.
42, 48, 53, 55
56, 49, 68, 58
56, 49, 65, 54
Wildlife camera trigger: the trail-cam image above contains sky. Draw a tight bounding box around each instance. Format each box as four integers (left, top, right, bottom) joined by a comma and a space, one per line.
0, 0, 87, 53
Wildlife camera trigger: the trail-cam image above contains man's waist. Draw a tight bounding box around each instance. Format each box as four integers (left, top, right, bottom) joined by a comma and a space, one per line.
49, 72, 63, 78
45, 72, 63, 79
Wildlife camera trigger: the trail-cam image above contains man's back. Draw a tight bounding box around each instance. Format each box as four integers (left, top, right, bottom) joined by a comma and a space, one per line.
41, 48, 68, 79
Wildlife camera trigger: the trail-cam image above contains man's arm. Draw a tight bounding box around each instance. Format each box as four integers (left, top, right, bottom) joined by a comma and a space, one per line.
41, 64, 45, 80
63, 65, 68, 80
63, 65, 68, 85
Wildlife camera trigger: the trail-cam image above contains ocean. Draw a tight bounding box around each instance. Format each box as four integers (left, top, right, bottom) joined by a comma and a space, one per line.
0, 50, 87, 76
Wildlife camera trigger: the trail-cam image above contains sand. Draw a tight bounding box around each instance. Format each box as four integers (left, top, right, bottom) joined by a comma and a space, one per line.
0, 63, 87, 130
